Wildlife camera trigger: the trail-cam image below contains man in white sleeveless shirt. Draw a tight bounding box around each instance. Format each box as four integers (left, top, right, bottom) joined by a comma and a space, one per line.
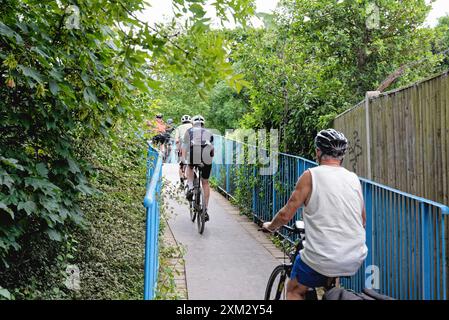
263, 129, 368, 300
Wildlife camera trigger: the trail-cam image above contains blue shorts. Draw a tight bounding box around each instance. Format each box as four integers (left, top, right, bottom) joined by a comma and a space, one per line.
290, 253, 329, 288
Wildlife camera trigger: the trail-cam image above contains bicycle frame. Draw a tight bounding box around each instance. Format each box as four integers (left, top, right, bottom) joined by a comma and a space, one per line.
191, 164, 206, 234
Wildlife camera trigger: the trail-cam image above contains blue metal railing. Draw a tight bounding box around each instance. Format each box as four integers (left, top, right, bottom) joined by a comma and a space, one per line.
143, 144, 163, 300
211, 135, 449, 300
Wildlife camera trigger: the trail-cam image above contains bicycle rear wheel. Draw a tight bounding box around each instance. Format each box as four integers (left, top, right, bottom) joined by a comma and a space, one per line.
265, 265, 290, 300
189, 199, 196, 222
196, 187, 205, 234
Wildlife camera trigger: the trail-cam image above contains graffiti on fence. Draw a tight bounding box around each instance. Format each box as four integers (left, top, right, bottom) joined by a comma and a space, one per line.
348, 130, 363, 172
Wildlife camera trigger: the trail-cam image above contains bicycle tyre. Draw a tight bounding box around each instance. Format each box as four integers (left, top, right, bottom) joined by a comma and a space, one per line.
196, 187, 205, 234
265, 264, 289, 300
189, 199, 196, 222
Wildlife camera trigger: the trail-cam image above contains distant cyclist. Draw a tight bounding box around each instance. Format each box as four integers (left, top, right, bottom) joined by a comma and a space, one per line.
182, 115, 214, 222
162, 118, 175, 161
150, 114, 169, 155
174, 115, 192, 185
262, 129, 367, 300
166, 118, 175, 135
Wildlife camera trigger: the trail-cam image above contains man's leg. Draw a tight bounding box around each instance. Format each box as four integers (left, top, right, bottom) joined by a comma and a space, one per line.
179, 163, 185, 183
201, 179, 210, 209
200, 164, 212, 221
186, 166, 194, 189
160, 136, 166, 155
286, 277, 309, 300
185, 165, 194, 201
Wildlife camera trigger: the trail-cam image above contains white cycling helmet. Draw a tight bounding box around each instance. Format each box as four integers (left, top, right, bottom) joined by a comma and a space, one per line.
181, 115, 191, 124
192, 115, 205, 126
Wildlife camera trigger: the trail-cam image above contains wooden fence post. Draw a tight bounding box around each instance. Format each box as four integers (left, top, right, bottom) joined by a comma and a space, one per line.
365, 91, 380, 181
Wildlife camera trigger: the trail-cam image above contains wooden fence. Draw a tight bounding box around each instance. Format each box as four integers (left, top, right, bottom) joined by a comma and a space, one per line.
333, 70, 449, 205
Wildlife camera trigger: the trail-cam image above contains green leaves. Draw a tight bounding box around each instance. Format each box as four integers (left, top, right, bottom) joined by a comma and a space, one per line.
0, 287, 13, 300
0, 0, 257, 276
24, 177, 60, 194
36, 163, 48, 178
0, 21, 23, 44
18, 65, 43, 84
49, 81, 59, 95
45, 229, 62, 242
222, 0, 440, 155
67, 159, 81, 174
1, 157, 24, 171
0, 172, 14, 190
190, 3, 206, 18
0, 22, 15, 38
83, 87, 98, 104
0, 203, 14, 219
17, 201, 36, 216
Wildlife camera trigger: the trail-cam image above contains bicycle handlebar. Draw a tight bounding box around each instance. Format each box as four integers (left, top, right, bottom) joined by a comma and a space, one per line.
257, 221, 304, 235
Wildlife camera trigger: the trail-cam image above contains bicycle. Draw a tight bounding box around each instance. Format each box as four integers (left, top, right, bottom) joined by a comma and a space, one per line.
162, 134, 173, 163
262, 221, 323, 300
187, 164, 206, 234
262, 221, 394, 300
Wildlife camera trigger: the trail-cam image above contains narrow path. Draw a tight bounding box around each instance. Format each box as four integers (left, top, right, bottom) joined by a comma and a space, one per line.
162, 164, 283, 300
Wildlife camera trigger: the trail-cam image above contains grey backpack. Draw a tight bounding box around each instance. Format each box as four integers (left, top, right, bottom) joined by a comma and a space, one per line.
322, 287, 393, 300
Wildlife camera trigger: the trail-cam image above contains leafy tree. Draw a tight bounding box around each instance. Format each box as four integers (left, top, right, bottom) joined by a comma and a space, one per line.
433, 15, 449, 70
149, 75, 210, 126
207, 80, 250, 134
232, 0, 440, 156
0, 0, 254, 271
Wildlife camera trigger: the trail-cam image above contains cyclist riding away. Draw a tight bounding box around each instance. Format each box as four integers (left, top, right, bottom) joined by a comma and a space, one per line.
174, 115, 192, 185
182, 115, 214, 222
262, 129, 368, 300
166, 118, 175, 135
163, 118, 175, 161
150, 114, 168, 154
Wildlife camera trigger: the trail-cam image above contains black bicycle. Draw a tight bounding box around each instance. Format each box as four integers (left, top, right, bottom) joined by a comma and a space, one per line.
263, 221, 322, 300
263, 221, 394, 300
188, 164, 206, 234
162, 134, 173, 163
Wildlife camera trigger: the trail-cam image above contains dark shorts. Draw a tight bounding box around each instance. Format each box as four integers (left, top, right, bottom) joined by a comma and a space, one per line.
290, 253, 329, 288
187, 145, 213, 179
152, 134, 167, 145
188, 163, 212, 180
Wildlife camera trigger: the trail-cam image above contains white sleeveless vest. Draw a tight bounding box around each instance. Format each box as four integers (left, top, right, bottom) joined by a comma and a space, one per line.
300, 165, 368, 277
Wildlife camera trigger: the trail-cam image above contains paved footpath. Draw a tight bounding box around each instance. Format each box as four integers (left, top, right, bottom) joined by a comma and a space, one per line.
162, 164, 284, 300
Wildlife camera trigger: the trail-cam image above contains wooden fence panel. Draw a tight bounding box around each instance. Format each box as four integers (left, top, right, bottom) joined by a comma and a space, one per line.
333, 71, 449, 205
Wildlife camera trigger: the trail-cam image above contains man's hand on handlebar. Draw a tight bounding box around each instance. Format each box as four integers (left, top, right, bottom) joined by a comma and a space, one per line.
261, 222, 275, 233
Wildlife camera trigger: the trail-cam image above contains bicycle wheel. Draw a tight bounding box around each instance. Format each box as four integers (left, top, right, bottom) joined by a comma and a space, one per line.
196, 187, 205, 234
189, 199, 196, 222
265, 265, 290, 300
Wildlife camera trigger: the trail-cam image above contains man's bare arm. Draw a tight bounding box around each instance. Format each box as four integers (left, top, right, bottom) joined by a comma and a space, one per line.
362, 204, 366, 229
264, 171, 312, 232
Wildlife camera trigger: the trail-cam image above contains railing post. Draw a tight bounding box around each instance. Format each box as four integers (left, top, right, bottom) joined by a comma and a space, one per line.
143, 145, 163, 300
151, 203, 157, 298
364, 183, 374, 288
143, 207, 151, 300
252, 164, 256, 216
226, 139, 231, 193
421, 203, 432, 300
272, 152, 277, 220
